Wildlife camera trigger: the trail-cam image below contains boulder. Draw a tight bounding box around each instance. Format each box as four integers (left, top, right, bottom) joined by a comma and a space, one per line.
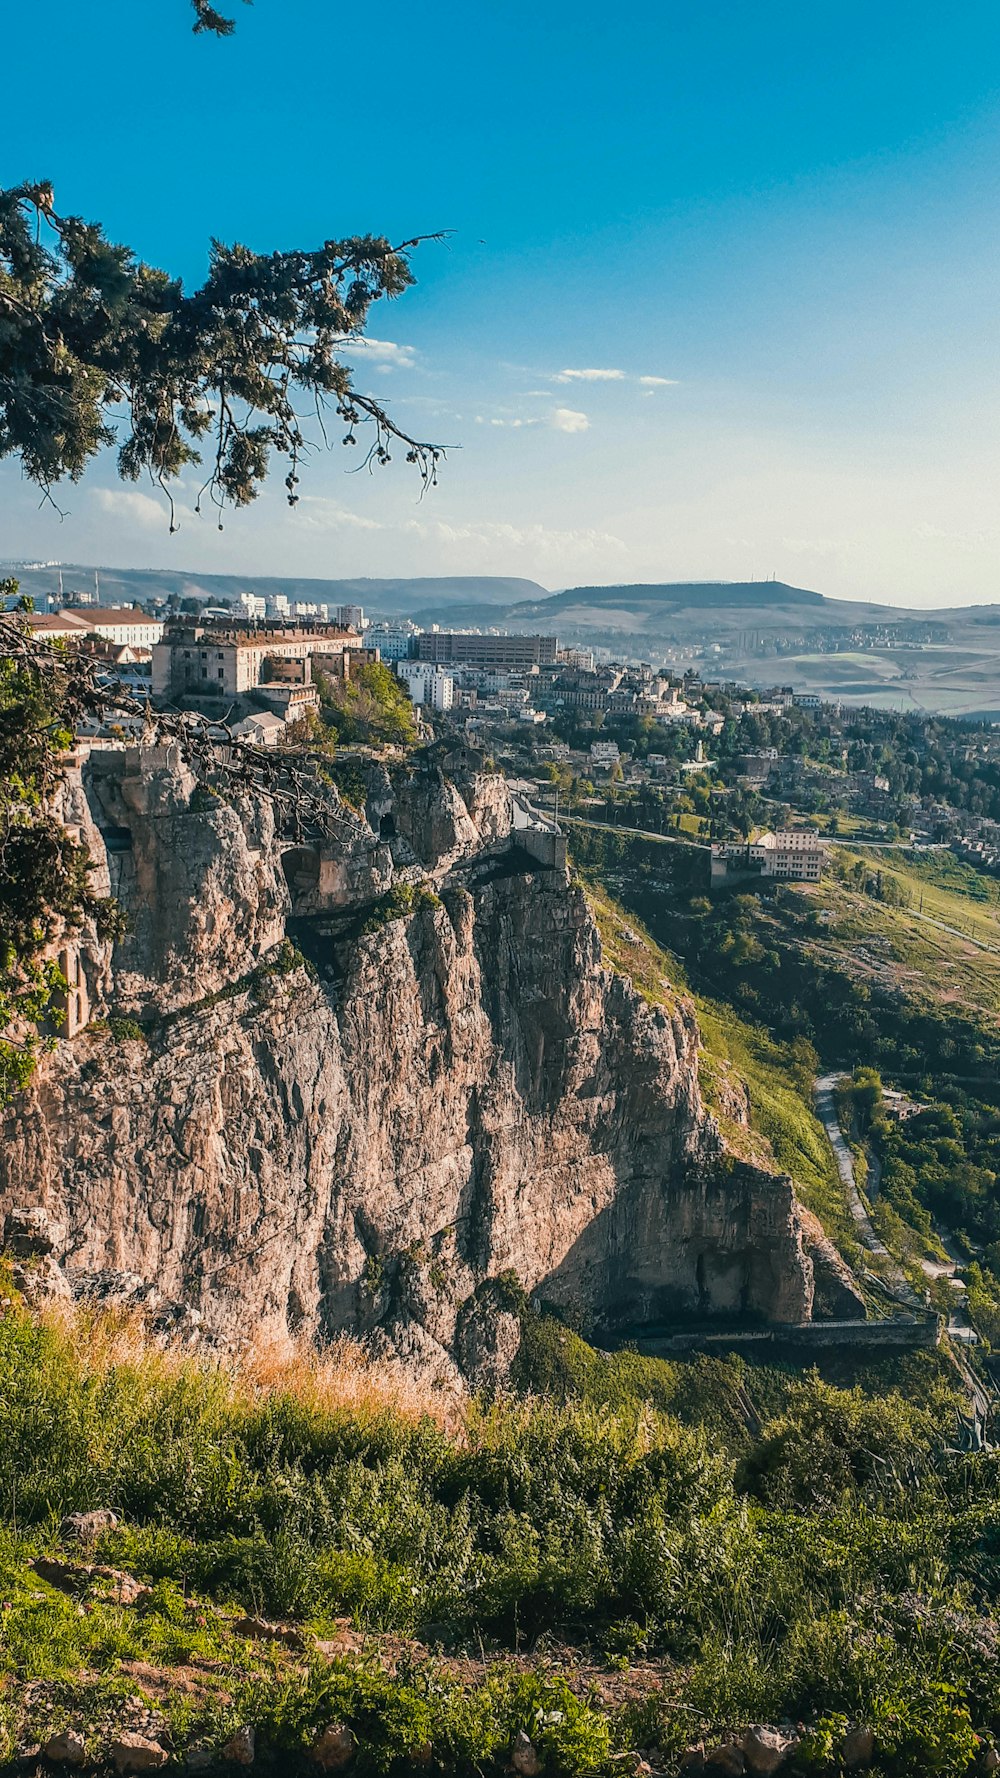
232, 1614, 306, 1650
12, 1252, 72, 1307
110, 1734, 168, 1773
679, 1745, 706, 1774
61, 1510, 120, 1543
705, 1747, 746, 1776
185, 1750, 214, 1771
311, 1726, 357, 1770
5, 1205, 59, 1256
511, 1732, 543, 1777
741, 1726, 798, 1775
222, 1726, 255, 1766
841, 1727, 875, 1769
982, 1752, 1000, 1775
43, 1730, 87, 1765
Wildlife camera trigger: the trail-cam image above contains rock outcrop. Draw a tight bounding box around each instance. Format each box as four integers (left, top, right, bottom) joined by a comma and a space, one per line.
0, 743, 819, 1377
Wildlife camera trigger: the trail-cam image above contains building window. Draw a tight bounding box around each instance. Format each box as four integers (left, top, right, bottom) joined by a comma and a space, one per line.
201, 667, 208, 679
218, 668, 224, 679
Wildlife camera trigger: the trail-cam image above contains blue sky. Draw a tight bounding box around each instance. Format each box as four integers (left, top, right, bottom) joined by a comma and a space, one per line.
3, 0, 1000, 603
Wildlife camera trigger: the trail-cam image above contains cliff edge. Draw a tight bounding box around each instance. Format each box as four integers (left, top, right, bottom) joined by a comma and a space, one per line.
0, 742, 823, 1384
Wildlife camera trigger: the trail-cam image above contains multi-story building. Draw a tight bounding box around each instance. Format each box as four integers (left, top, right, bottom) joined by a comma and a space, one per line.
557, 645, 596, 672
31, 608, 163, 650
334, 604, 366, 631
415, 631, 559, 670
367, 621, 419, 662
151, 621, 365, 717
590, 740, 621, 766
395, 660, 455, 711
711, 830, 828, 887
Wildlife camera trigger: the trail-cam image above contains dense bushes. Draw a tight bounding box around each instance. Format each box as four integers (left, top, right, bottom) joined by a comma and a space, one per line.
6, 1295, 1000, 1774
316, 662, 417, 748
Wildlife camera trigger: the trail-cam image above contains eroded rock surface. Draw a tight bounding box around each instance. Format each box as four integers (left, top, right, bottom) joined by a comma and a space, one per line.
0, 744, 819, 1375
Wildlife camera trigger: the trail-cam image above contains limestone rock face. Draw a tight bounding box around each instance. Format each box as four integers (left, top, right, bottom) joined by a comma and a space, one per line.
0, 746, 817, 1372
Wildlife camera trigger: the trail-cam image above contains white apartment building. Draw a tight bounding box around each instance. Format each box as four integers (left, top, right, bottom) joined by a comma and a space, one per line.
38, 608, 165, 649
395, 660, 455, 711
368, 622, 419, 661
752, 830, 828, 881
236, 593, 266, 620
711, 830, 828, 887
590, 740, 621, 765
334, 604, 366, 630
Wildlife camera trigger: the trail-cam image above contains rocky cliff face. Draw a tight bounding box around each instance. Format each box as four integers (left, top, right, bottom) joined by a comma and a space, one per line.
0, 743, 820, 1383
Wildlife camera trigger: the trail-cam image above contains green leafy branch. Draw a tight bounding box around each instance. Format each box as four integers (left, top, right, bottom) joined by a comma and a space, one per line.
0, 184, 447, 527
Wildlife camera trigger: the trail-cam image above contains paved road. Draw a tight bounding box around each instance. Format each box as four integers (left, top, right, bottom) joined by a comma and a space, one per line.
815, 1073, 966, 1308
558, 813, 710, 851
814, 1073, 892, 1259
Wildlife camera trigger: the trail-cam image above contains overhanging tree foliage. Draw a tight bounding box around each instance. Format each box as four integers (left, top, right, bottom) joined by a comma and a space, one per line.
0, 590, 376, 1103
0, 183, 444, 527
0, 588, 95, 1100
191, 0, 249, 32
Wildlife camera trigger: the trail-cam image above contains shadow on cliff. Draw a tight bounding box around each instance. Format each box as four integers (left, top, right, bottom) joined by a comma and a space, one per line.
533, 1152, 815, 1334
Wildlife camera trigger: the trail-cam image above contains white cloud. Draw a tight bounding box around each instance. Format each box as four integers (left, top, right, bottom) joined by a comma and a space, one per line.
475, 415, 542, 429
297, 498, 385, 532
90, 488, 167, 529
346, 336, 418, 369
638, 375, 678, 387
550, 407, 590, 433
403, 517, 625, 563
555, 368, 625, 383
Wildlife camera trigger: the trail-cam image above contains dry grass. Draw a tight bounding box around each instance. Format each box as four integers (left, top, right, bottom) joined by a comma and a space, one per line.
43, 1299, 465, 1433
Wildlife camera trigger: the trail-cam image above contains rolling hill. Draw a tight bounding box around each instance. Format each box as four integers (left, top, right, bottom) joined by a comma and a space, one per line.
9, 563, 1000, 713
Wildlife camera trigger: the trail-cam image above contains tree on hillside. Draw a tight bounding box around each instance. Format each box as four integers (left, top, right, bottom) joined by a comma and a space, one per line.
0, 591, 103, 1100
315, 661, 418, 748
0, 183, 444, 527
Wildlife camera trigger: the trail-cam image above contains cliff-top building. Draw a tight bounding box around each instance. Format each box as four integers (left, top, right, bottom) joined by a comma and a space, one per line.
151, 620, 368, 721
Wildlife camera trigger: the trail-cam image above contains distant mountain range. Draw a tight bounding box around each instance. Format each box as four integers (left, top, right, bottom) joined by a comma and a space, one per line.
8, 564, 1000, 715
2, 565, 544, 614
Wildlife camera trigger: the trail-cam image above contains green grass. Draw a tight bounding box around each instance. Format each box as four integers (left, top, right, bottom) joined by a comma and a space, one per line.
836, 844, 1000, 952
586, 879, 687, 1008
0, 1288, 996, 1775
810, 849, 1000, 1026
583, 878, 858, 1257
694, 998, 860, 1258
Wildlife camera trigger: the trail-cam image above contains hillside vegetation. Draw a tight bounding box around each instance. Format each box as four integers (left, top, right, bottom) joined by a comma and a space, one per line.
0, 1286, 994, 1777
584, 878, 856, 1252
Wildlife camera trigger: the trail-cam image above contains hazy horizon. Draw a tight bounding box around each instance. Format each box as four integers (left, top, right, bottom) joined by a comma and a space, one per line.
8, 560, 1000, 615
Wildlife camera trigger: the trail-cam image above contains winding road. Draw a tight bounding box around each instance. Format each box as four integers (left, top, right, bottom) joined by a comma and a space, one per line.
813, 1074, 990, 1413
814, 1073, 892, 1259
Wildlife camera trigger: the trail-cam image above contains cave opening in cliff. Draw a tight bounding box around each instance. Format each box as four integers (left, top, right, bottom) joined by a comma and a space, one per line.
281, 845, 322, 911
